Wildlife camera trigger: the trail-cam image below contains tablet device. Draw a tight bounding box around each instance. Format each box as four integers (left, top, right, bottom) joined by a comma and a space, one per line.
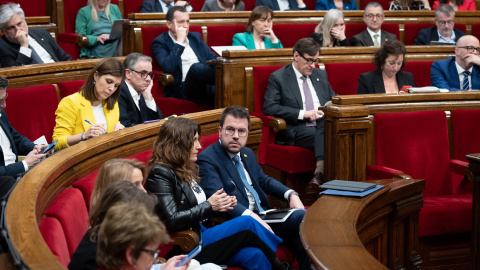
104, 19, 126, 44
430, 41, 455, 46
175, 245, 202, 267
42, 140, 57, 154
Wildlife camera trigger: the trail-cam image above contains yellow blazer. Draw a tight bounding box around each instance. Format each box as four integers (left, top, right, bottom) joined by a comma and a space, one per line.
53, 92, 120, 150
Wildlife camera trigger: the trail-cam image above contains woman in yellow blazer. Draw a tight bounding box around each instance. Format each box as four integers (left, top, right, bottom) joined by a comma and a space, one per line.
53, 58, 125, 150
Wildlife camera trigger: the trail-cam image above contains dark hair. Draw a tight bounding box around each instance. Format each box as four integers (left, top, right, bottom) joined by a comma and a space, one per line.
245, 6, 274, 33
373, 39, 406, 70
79, 57, 124, 110
220, 106, 251, 129
293, 37, 321, 58
149, 117, 201, 184
364, 2, 383, 14
0, 76, 8, 89
435, 4, 455, 18
166, 6, 187, 22
88, 180, 157, 241
123, 53, 152, 71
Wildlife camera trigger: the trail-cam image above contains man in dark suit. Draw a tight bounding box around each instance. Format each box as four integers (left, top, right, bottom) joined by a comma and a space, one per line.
263, 37, 336, 190
140, 0, 193, 13
431, 35, 480, 91
351, 2, 397, 47
0, 77, 49, 178
198, 106, 311, 270
414, 4, 466, 45
0, 4, 72, 68
255, 0, 308, 10
152, 6, 216, 105
119, 53, 164, 127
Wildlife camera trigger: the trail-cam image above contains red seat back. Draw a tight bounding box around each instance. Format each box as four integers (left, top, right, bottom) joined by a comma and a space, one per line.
243, 0, 255, 10
39, 217, 71, 267
324, 62, 375, 95
199, 133, 219, 155
63, 0, 88, 33
404, 23, 435, 45
360, 0, 391, 10
273, 24, 317, 48
57, 80, 85, 99
472, 23, 480, 40
451, 109, 480, 162
253, 65, 284, 113
5, 84, 58, 142
15, 0, 46, 16
207, 25, 245, 46
304, 0, 316, 9
374, 111, 452, 197
122, 0, 143, 18
403, 61, 433, 87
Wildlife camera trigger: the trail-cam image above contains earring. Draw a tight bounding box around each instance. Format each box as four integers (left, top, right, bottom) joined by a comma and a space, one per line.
93, 80, 96, 85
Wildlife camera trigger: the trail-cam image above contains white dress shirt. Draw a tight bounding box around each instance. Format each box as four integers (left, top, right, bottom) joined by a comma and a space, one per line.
455, 61, 473, 89
292, 64, 321, 120
168, 32, 200, 82
19, 35, 55, 63
91, 104, 108, 132
366, 27, 382, 46
125, 81, 157, 111
0, 113, 28, 171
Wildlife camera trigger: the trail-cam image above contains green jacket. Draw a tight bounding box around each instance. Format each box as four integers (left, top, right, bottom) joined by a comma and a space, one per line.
232, 32, 283, 50
75, 4, 122, 58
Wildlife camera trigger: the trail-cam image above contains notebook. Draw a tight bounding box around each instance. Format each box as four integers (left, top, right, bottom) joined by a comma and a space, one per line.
320, 180, 377, 192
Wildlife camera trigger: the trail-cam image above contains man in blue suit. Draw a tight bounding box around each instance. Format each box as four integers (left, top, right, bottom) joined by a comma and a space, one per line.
431, 35, 480, 91
0, 77, 49, 178
152, 6, 216, 105
198, 106, 311, 270
255, 0, 308, 10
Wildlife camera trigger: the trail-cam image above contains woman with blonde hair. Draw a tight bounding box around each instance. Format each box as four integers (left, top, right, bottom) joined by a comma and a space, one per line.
75, 0, 123, 58
311, 9, 349, 47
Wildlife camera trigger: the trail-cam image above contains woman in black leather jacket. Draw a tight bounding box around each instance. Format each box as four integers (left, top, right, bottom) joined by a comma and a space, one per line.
146, 117, 287, 270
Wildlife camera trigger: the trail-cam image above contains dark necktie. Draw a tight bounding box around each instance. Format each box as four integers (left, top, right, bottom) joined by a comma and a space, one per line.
301, 76, 316, 126
232, 155, 265, 212
138, 94, 148, 121
29, 45, 44, 64
462, 71, 470, 91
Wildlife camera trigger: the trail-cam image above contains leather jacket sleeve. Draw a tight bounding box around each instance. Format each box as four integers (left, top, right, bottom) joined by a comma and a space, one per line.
146, 164, 213, 233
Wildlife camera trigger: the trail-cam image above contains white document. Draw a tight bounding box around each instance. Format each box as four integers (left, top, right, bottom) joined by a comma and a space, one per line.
34, 135, 48, 145
211, 45, 248, 56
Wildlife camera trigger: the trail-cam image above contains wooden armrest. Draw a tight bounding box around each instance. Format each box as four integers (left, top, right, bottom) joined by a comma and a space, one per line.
158, 73, 174, 87
75, 35, 89, 47
171, 230, 200, 252
393, 173, 412, 179
269, 117, 287, 133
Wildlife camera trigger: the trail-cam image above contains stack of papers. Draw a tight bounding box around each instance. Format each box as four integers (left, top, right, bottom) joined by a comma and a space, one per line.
407, 87, 440, 93
320, 180, 383, 198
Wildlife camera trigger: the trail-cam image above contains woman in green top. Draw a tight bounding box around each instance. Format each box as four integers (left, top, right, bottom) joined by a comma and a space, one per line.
232, 6, 283, 50
75, 0, 122, 59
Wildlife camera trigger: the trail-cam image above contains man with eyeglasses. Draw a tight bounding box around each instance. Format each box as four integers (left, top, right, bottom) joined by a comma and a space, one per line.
431, 35, 480, 91
414, 4, 465, 45
263, 37, 335, 191
118, 53, 164, 127
351, 2, 397, 47
198, 105, 311, 270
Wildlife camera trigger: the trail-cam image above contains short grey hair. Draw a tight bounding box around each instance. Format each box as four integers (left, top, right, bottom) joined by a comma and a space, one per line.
0, 3, 25, 30
435, 4, 455, 19
364, 2, 384, 15
123, 53, 152, 70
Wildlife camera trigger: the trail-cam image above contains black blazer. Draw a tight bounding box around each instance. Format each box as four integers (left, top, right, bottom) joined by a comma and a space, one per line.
414, 26, 466, 45
351, 29, 397, 46
0, 28, 72, 68
0, 109, 35, 177
357, 69, 415, 94
146, 164, 213, 237
118, 81, 164, 127
140, 0, 164, 12
310, 32, 349, 47
68, 231, 97, 270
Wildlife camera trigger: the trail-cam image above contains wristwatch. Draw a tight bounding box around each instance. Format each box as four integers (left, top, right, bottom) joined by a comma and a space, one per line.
288, 191, 299, 201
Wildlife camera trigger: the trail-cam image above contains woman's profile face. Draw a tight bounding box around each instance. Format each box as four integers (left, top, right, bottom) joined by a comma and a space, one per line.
382, 54, 404, 78
252, 14, 273, 36
189, 132, 202, 163
331, 17, 345, 32
129, 168, 146, 193
93, 74, 121, 102
133, 242, 159, 270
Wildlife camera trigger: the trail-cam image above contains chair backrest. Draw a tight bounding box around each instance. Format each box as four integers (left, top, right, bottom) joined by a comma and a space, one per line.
403, 61, 434, 87
304, 0, 316, 10
360, 0, 391, 10
190, 0, 204, 11
472, 23, 480, 40
324, 62, 375, 95
39, 217, 71, 267
63, 0, 89, 33
16, 0, 47, 16
273, 24, 317, 48
57, 80, 86, 99
5, 84, 58, 142
374, 111, 452, 197
243, 0, 256, 10
199, 133, 219, 155
122, 0, 143, 18
451, 109, 480, 162
252, 65, 284, 113
206, 25, 245, 46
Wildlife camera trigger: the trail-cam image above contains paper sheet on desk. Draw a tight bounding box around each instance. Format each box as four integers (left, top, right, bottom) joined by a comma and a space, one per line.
34, 135, 48, 145
320, 185, 383, 198
211, 45, 247, 56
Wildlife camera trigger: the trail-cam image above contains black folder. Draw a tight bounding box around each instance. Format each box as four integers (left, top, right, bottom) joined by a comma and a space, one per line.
320, 180, 376, 192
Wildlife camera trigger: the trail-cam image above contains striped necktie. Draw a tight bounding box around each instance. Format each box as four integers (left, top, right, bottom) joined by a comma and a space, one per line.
462, 70, 470, 91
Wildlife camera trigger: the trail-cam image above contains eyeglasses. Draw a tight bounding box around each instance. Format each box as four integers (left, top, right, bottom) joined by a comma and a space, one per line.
131, 70, 155, 80
299, 54, 320, 65
0, 93, 8, 106
365, 14, 383, 19
458, 46, 480, 54
141, 248, 160, 262
223, 127, 248, 137
437, 20, 454, 26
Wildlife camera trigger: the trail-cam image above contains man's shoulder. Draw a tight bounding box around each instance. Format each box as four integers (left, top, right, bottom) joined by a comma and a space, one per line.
352, 29, 367, 39
420, 26, 436, 34
382, 30, 397, 38
154, 31, 169, 42
198, 142, 219, 159
433, 56, 454, 66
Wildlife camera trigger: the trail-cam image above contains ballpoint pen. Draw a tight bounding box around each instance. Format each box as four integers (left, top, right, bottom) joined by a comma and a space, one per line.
84, 120, 93, 125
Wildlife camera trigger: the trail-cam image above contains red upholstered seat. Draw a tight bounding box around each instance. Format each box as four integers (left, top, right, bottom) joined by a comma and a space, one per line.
57, 0, 90, 59
15, 0, 46, 16
57, 80, 85, 99
451, 109, 480, 162
71, 170, 99, 211
403, 61, 434, 87
404, 23, 467, 45
206, 25, 245, 47
199, 133, 219, 155
44, 188, 89, 257
273, 24, 317, 48
243, 0, 256, 10
127, 150, 153, 164
360, 0, 391, 10
122, 0, 143, 18
5, 84, 58, 142
473, 24, 480, 40
324, 62, 375, 95
368, 111, 472, 237
39, 217, 71, 267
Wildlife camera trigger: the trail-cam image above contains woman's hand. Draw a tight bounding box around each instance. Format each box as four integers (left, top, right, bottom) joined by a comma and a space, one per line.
161, 255, 189, 270
262, 28, 279, 44
84, 124, 105, 139
330, 27, 346, 41
113, 123, 125, 131
96, 34, 110, 44
207, 189, 236, 212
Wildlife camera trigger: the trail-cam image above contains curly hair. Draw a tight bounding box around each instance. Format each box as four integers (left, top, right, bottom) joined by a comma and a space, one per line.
373, 39, 406, 70
149, 117, 201, 184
